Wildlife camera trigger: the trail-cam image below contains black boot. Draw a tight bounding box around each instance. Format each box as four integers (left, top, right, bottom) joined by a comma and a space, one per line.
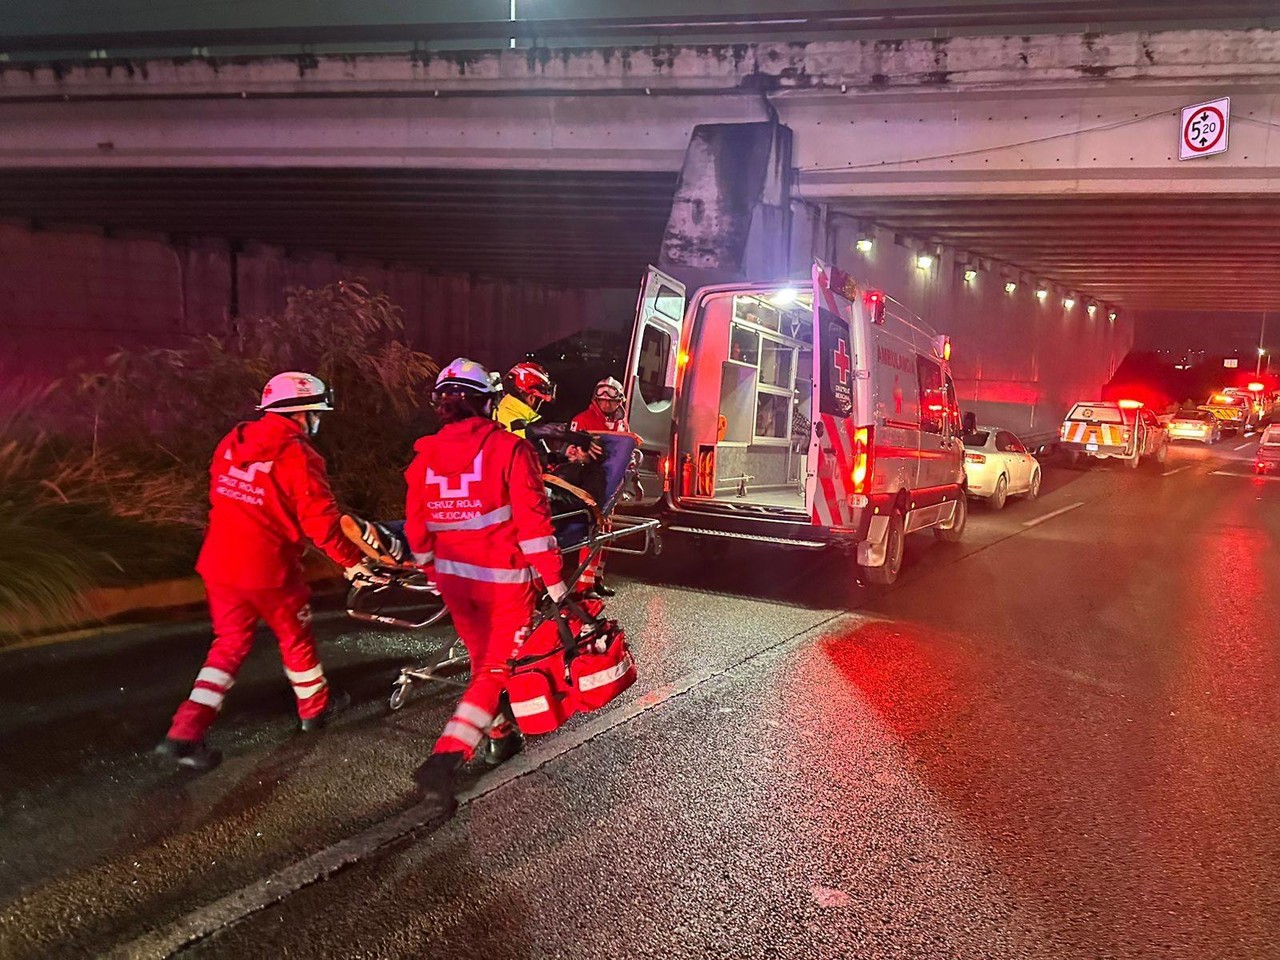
154, 737, 222, 772
586, 578, 614, 601
413, 751, 465, 810
298, 688, 351, 733
483, 726, 525, 767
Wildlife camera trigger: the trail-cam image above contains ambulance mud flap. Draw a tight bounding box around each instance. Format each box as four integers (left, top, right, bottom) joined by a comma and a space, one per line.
858, 514, 891, 566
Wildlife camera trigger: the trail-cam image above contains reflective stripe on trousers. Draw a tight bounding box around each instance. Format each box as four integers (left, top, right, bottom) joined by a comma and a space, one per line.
285, 664, 327, 700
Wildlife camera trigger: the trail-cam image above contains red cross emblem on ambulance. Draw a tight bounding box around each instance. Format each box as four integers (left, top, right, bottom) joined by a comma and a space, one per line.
833, 339, 851, 384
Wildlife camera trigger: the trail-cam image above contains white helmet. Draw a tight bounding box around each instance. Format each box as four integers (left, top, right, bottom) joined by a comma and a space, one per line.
434, 357, 499, 396
594, 376, 624, 402
257, 371, 334, 413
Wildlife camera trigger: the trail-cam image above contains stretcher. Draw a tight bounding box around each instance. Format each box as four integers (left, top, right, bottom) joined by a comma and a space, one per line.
345, 433, 661, 714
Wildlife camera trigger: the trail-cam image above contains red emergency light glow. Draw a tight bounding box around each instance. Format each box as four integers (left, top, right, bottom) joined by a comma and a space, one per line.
1117, 399, 1145, 409
864, 290, 886, 324
1248, 381, 1265, 392
852, 426, 873, 491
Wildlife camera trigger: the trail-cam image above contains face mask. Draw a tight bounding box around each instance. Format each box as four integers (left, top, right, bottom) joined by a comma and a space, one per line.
305, 411, 322, 437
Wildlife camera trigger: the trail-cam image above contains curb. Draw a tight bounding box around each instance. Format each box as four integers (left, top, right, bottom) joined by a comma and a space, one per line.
2, 557, 343, 646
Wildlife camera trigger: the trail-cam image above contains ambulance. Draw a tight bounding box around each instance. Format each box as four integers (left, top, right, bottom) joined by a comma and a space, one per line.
622, 260, 966, 586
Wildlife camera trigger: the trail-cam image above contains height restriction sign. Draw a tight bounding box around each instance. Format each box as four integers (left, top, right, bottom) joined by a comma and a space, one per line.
1179, 97, 1230, 160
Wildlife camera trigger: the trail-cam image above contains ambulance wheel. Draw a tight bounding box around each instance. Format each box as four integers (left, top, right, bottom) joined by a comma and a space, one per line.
935, 493, 967, 543
863, 514, 904, 587
389, 682, 409, 712
989, 475, 1008, 510
1154, 443, 1168, 466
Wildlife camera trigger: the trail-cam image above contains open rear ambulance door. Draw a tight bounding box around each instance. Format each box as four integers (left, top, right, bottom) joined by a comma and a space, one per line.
807, 261, 864, 531
624, 266, 687, 507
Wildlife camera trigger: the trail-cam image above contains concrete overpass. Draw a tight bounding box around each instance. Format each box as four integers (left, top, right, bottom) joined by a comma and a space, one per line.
3, 28, 1279, 308
2, 20, 1279, 434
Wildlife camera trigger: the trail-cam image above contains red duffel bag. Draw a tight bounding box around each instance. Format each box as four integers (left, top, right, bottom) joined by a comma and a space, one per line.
506, 618, 575, 735
506, 662, 573, 735
569, 622, 636, 712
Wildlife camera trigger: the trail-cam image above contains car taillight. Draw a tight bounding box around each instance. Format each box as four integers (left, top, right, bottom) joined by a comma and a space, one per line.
852, 425, 873, 493
964, 452, 986, 464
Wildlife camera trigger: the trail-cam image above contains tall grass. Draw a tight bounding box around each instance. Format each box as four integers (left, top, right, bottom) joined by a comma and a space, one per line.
69, 278, 439, 524
0, 280, 438, 635
0, 379, 93, 635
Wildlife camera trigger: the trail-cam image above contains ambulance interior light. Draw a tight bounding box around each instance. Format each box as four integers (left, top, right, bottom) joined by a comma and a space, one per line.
769, 287, 799, 307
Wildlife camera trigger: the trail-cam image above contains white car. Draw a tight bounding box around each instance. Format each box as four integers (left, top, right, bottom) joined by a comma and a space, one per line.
962, 427, 1041, 509
1166, 408, 1221, 444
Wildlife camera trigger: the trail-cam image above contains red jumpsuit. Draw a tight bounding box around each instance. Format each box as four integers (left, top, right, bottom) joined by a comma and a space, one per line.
568, 405, 631, 590
167, 414, 365, 742
404, 416, 564, 759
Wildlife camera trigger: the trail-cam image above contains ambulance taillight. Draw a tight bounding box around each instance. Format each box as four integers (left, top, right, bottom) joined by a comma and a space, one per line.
852, 426, 874, 493
865, 291, 886, 324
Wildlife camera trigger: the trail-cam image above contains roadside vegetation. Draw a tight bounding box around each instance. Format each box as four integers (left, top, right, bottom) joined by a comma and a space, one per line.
0, 280, 437, 637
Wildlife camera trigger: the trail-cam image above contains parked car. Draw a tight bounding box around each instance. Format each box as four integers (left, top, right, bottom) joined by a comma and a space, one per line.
962, 427, 1041, 509
1255, 424, 1280, 474
1059, 400, 1168, 469
1165, 408, 1222, 445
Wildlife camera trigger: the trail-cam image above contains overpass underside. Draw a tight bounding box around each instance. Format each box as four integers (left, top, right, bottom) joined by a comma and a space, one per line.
2, 26, 1278, 426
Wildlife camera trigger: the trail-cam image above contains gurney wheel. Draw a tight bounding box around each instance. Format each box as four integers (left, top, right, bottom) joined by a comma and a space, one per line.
389, 682, 410, 712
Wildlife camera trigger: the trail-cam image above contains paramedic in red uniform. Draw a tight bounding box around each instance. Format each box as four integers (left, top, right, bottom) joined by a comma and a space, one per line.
567, 376, 629, 597
569, 376, 629, 435
155, 372, 371, 771
405, 358, 569, 806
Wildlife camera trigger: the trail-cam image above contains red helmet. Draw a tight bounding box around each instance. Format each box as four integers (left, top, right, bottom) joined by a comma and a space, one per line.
505, 361, 556, 408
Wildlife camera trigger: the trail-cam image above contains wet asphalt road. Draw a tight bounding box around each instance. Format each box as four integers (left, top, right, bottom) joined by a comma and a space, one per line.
1, 437, 1277, 959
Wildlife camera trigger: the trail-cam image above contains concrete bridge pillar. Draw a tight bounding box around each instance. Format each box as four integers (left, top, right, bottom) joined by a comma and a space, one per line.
658, 122, 794, 281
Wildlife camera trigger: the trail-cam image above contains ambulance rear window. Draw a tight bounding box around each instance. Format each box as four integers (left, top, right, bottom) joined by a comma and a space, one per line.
1067, 404, 1123, 423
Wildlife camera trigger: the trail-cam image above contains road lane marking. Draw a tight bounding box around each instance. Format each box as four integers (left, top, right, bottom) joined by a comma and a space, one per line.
1021, 501, 1085, 527
1211, 470, 1280, 482
1161, 466, 1193, 477
1233, 440, 1255, 451
110, 609, 855, 960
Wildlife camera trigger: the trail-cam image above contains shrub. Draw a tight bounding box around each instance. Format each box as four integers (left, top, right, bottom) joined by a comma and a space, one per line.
72, 279, 438, 525
0, 380, 93, 635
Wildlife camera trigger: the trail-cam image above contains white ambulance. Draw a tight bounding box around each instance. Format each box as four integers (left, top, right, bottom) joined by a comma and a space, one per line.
623, 260, 966, 585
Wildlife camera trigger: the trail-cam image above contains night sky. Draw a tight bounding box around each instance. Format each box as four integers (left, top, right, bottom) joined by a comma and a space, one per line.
1133, 310, 1272, 355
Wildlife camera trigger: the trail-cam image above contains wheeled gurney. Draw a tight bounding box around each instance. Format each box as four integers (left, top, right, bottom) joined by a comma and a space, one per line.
345, 433, 660, 715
